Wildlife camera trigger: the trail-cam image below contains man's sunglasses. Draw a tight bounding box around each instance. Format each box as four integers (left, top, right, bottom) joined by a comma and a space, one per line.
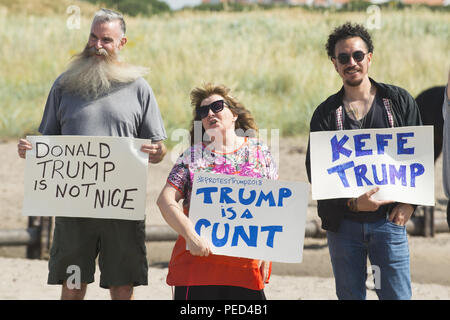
335, 50, 367, 65
196, 100, 227, 119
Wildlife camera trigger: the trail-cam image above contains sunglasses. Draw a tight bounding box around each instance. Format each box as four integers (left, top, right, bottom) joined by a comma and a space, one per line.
196, 100, 227, 119
335, 50, 367, 65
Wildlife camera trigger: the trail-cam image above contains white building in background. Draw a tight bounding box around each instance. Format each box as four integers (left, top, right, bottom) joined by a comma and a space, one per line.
161, 0, 448, 9
200, 0, 448, 6
162, 0, 202, 10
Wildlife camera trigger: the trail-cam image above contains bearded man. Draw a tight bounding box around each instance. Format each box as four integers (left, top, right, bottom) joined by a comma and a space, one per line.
17, 9, 167, 300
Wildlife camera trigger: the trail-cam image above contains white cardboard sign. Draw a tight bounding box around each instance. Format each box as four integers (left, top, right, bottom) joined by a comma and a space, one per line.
189, 172, 309, 263
23, 135, 149, 220
310, 126, 434, 206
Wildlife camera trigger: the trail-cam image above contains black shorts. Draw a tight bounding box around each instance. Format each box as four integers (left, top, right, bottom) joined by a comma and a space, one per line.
48, 217, 148, 289
174, 285, 266, 300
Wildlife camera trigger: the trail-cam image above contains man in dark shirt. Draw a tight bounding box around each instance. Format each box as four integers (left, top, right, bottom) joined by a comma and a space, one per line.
305, 23, 422, 300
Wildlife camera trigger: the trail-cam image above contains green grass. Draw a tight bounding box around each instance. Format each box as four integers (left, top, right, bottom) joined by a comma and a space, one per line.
0, 7, 449, 142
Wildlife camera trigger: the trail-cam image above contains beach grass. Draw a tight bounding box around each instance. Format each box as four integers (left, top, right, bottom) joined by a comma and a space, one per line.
0, 7, 448, 143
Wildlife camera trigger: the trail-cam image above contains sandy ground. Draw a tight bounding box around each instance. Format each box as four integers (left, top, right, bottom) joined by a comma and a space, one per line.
1, 137, 450, 300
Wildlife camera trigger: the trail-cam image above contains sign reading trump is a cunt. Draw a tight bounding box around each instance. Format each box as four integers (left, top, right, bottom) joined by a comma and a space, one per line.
189, 172, 309, 263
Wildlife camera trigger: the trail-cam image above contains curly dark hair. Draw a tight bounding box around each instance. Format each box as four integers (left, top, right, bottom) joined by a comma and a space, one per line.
326, 22, 374, 58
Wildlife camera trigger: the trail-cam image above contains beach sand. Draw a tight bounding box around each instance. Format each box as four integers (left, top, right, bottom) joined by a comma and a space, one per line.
1, 137, 449, 300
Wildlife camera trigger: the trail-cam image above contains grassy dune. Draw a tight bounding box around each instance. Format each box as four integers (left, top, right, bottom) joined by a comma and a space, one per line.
0, 6, 448, 141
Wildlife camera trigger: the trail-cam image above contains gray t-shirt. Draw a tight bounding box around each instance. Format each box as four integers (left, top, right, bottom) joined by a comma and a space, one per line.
39, 76, 167, 141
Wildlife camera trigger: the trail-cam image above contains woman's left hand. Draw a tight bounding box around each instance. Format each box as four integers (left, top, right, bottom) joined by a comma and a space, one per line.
258, 260, 271, 283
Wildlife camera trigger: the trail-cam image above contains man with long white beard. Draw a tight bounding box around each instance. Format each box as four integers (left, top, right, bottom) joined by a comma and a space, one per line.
17, 9, 167, 300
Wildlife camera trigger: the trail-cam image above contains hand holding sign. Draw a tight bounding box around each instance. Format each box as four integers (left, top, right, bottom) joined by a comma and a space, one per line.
17, 138, 32, 159
141, 141, 167, 164
186, 232, 213, 257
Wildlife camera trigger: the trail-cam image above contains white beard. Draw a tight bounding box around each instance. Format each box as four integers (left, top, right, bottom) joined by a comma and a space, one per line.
59, 45, 148, 99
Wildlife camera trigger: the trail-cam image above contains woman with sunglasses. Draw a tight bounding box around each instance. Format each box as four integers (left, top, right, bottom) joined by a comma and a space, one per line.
157, 83, 278, 300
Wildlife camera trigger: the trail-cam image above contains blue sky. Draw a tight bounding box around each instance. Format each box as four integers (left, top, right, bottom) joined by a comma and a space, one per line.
161, 0, 202, 10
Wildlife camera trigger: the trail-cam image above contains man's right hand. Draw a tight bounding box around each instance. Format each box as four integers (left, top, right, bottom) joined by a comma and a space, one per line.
354, 187, 395, 212
17, 139, 32, 159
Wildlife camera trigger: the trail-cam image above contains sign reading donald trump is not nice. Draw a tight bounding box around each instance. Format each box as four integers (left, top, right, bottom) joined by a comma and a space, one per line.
23, 135, 150, 220
189, 172, 309, 263
310, 126, 434, 206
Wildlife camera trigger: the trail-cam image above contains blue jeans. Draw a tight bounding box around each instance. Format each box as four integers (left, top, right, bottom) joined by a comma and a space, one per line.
327, 217, 411, 300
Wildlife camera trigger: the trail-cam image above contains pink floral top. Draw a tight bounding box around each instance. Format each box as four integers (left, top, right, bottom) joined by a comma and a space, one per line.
167, 137, 278, 211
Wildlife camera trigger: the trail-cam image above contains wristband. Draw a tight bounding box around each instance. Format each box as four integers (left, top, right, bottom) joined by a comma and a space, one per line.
347, 198, 358, 212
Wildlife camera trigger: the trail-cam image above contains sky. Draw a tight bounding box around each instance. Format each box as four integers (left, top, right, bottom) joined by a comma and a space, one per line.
161, 0, 203, 10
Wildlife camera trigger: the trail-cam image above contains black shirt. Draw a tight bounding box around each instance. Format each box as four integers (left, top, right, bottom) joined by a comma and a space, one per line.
344, 93, 390, 130
342, 93, 393, 222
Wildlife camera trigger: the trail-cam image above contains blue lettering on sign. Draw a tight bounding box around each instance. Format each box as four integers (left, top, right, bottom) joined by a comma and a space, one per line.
212, 223, 229, 247
261, 226, 283, 248
220, 187, 236, 204
220, 207, 237, 220
194, 220, 284, 249
240, 208, 253, 219
376, 134, 392, 155
325, 131, 424, 188
238, 188, 256, 205
231, 226, 258, 247
397, 132, 415, 155
329, 131, 416, 158
255, 191, 276, 207
354, 134, 373, 157
196, 187, 218, 204
327, 161, 355, 187
278, 188, 292, 207
372, 164, 388, 185
195, 218, 211, 235
331, 134, 352, 162
389, 164, 407, 186
327, 163, 425, 188
196, 187, 292, 207
410, 163, 425, 187
354, 164, 374, 186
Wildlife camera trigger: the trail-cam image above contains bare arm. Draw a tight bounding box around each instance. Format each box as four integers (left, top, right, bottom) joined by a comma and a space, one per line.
156, 182, 211, 256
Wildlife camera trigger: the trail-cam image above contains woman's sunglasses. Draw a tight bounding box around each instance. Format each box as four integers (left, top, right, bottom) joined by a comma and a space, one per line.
196, 100, 227, 119
335, 50, 367, 65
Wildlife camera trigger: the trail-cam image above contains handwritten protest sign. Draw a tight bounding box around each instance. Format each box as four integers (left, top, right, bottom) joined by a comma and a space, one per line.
23, 135, 149, 220
310, 126, 434, 206
189, 172, 309, 263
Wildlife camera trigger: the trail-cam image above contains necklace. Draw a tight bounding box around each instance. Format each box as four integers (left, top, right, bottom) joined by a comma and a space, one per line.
344, 94, 375, 129
343, 83, 376, 129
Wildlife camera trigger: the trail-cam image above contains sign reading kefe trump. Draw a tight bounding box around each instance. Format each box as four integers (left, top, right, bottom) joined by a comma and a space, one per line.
23, 136, 150, 220
189, 172, 309, 263
310, 126, 434, 206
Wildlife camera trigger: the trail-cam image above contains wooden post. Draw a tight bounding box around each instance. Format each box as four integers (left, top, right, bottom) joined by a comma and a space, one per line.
26, 217, 42, 259
423, 206, 435, 237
